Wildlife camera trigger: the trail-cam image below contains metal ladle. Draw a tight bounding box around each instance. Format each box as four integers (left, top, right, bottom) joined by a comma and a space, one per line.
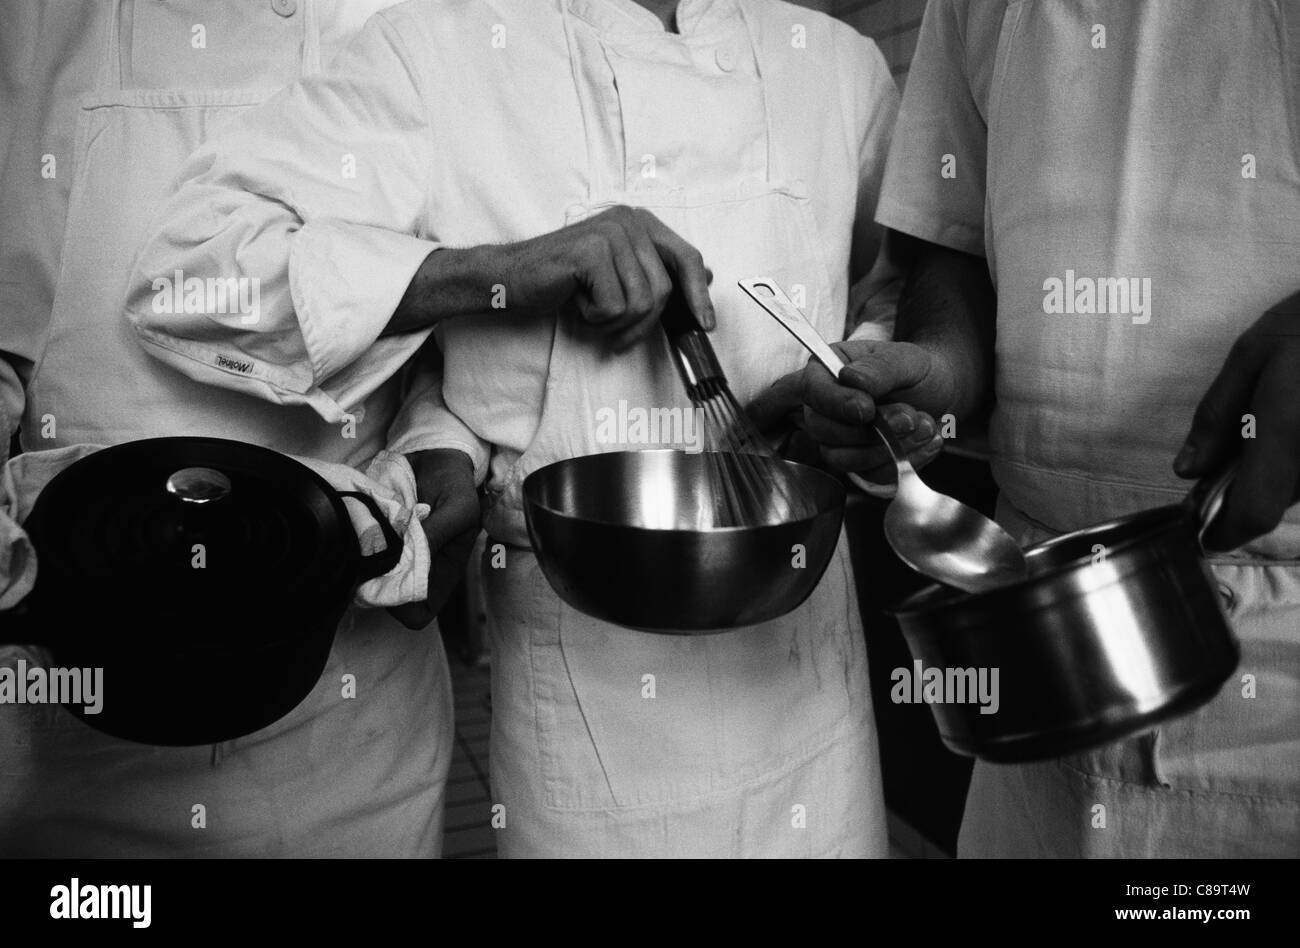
739, 277, 1029, 594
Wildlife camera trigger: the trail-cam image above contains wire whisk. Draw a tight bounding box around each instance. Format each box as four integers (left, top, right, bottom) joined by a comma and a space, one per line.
661, 289, 814, 528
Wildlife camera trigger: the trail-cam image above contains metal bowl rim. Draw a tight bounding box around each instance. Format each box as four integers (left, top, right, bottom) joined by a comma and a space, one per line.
522, 449, 847, 535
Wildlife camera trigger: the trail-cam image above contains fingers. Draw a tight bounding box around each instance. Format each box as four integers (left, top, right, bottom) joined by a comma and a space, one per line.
610, 226, 674, 351
573, 238, 628, 328
606, 228, 653, 324
801, 360, 876, 431
390, 449, 480, 631
422, 489, 481, 554
423, 523, 480, 619
1204, 348, 1300, 549
572, 208, 711, 347
1174, 332, 1264, 479
643, 214, 715, 330
825, 428, 945, 480
812, 404, 942, 474
835, 340, 937, 403
747, 369, 805, 435
386, 522, 479, 631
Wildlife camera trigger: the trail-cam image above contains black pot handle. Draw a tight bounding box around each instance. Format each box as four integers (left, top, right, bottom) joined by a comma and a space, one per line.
337, 490, 405, 583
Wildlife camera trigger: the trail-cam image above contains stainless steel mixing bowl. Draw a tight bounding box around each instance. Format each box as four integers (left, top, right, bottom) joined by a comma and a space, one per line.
522, 450, 846, 632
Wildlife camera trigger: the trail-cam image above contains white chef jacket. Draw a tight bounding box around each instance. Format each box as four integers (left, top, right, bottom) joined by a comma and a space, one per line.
122, 0, 898, 518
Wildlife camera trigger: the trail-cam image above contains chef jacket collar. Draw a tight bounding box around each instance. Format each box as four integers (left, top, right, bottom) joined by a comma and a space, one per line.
566, 0, 738, 38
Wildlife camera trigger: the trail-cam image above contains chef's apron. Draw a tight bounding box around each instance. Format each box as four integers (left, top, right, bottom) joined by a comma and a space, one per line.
958, 0, 1300, 857
483, 0, 884, 858
0, 0, 452, 857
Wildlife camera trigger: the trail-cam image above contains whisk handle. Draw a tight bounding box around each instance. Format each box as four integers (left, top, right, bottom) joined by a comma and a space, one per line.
662, 283, 724, 394
660, 282, 707, 339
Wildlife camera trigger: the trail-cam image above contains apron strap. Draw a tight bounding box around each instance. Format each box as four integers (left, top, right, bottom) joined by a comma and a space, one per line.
98, 0, 131, 90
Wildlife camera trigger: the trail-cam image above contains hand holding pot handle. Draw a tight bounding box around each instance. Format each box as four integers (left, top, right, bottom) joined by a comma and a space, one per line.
338, 490, 404, 581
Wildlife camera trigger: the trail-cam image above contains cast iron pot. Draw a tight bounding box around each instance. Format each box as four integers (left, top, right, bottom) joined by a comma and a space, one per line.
892, 471, 1240, 762
0, 437, 401, 745
523, 449, 845, 632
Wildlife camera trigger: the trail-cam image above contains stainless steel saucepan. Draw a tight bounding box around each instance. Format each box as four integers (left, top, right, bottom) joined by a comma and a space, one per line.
892, 470, 1241, 762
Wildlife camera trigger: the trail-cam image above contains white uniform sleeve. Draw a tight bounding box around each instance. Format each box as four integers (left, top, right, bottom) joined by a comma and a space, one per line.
874, 0, 991, 257
124, 12, 438, 422
386, 333, 492, 486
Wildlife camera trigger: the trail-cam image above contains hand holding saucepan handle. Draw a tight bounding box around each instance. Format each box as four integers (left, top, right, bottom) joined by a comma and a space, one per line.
1175, 294, 1300, 551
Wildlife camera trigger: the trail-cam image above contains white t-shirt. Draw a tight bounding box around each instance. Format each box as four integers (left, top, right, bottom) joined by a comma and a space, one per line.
877, 0, 1300, 558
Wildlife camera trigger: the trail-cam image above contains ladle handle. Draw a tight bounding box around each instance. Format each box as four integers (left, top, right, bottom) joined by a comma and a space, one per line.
739, 276, 906, 486
662, 282, 724, 395
739, 278, 847, 375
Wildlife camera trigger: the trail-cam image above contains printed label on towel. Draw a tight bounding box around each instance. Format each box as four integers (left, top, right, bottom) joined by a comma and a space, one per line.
0, 660, 103, 715
890, 660, 999, 715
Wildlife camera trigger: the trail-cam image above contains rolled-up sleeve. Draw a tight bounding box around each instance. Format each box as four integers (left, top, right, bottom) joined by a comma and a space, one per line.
124, 12, 437, 421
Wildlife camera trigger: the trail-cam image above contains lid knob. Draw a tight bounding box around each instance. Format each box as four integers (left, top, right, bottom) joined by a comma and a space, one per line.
166, 467, 232, 505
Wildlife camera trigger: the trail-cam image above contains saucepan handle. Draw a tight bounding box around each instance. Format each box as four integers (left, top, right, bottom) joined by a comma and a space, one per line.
337, 490, 405, 582
1185, 463, 1238, 554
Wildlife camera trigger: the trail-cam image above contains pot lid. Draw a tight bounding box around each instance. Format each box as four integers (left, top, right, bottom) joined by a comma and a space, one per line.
23, 438, 355, 610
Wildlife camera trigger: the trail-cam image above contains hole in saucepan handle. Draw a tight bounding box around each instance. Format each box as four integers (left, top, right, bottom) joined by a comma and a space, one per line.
337, 490, 404, 582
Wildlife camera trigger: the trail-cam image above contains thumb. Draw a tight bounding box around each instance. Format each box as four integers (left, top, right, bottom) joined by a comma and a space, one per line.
834, 342, 933, 401
747, 370, 804, 435
1175, 340, 1261, 478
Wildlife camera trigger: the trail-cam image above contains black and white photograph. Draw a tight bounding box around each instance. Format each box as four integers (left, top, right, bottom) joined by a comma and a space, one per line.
0, 0, 1295, 921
